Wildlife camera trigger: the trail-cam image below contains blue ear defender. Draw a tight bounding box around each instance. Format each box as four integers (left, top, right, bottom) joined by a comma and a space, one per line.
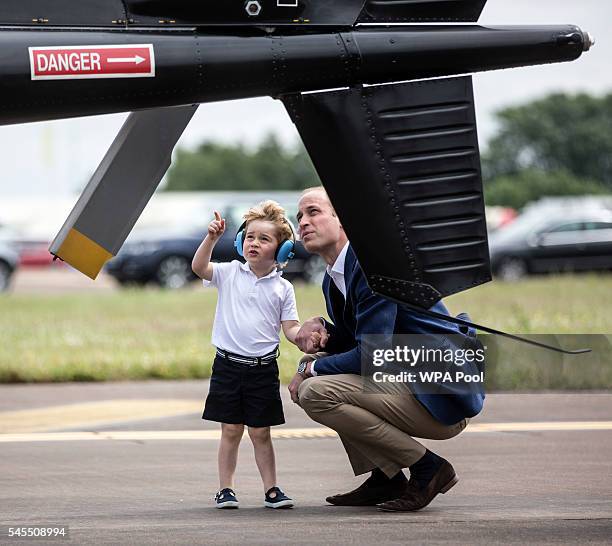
234, 220, 295, 262
276, 238, 295, 263
234, 222, 246, 258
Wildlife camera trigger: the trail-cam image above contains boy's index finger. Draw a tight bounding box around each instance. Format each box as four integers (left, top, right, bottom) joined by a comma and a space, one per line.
214, 210, 221, 221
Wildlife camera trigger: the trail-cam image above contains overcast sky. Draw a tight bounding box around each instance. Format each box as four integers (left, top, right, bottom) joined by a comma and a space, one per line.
0, 0, 610, 197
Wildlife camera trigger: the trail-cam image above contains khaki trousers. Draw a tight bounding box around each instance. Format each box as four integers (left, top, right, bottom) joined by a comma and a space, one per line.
297, 374, 468, 478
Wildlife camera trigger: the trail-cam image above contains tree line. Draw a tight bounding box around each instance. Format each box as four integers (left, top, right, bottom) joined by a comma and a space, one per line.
164, 92, 612, 209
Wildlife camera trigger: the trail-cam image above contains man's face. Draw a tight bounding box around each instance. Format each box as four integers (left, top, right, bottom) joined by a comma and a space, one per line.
296, 190, 342, 254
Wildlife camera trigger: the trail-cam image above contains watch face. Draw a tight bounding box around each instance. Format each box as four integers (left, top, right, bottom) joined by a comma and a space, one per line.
298, 362, 307, 374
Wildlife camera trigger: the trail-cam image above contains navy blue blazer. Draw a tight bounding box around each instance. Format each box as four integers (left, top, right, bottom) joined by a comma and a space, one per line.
315, 244, 485, 425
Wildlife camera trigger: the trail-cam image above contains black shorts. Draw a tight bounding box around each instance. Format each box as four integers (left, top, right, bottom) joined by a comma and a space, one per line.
203, 354, 285, 427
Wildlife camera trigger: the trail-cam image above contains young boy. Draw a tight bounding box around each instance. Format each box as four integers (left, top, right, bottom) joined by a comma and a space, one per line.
192, 200, 301, 510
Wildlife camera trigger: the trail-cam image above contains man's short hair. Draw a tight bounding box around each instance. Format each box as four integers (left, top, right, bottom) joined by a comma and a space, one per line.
300, 186, 336, 214
300, 186, 326, 198
243, 200, 293, 243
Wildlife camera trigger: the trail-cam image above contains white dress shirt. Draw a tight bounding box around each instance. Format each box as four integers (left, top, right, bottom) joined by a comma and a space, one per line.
326, 241, 349, 299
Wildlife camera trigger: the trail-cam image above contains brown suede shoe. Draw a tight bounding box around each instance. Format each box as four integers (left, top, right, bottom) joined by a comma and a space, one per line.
326, 478, 409, 506
377, 460, 458, 512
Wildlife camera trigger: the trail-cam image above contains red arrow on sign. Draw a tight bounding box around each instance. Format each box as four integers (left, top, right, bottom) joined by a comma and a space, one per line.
29, 44, 156, 80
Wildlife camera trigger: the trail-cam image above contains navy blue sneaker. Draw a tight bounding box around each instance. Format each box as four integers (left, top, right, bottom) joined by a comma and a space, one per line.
264, 486, 294, 509
215, 488, 239, 509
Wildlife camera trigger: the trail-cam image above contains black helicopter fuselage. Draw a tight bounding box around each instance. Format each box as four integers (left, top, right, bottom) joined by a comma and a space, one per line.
0, 24, 589, 126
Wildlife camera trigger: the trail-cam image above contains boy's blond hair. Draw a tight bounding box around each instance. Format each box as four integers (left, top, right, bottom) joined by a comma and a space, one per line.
243, 200, 294, 244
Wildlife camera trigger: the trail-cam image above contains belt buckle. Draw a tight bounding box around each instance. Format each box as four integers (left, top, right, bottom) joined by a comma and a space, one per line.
236, 355, 257, 367
218, 349, 274, 367
234, 356, 253, 367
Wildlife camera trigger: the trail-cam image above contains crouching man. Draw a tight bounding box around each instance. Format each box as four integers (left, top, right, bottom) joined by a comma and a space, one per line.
289, 187, 484, 512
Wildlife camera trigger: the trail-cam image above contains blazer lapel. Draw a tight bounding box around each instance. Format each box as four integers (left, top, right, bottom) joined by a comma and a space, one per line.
323, 245, 358, 333
341, 245, 357, 325
323, 272, 344, 325
343, 245, 357, 285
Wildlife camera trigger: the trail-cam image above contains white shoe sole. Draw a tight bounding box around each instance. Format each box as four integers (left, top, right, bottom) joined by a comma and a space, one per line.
264, 500, 294, 509
216, 501, 239, 509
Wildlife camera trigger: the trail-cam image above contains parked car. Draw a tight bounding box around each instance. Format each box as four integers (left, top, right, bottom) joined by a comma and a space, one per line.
106, 202, 325, 289
16, 240, 60, 267
0, 227, 19, 291
485, 206, 517, 232
489, 207, 612, 281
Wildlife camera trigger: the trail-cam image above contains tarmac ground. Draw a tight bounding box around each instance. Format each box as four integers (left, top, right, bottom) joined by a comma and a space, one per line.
1, 381, 611, 545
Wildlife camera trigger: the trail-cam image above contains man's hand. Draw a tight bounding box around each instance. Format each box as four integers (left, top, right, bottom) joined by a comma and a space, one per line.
207, 211, 226, 242
288, 373, 305, 404
296, 317, 329, 353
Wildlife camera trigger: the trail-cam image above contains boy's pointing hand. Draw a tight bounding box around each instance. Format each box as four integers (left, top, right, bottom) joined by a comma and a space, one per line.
208, 210, 226, 241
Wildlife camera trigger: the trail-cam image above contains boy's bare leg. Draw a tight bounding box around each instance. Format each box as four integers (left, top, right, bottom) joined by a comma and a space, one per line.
248, 426, 276, 493
219, 423, 244, 489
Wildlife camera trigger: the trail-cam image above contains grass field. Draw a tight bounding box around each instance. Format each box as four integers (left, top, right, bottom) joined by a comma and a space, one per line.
1, 275, 611, 387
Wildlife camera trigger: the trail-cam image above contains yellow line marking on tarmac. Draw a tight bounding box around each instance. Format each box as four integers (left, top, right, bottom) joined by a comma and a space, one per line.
0, 422, 611, 443
0, 399, 204, 433
0, 428, 337, 443
467, 421, 612, 432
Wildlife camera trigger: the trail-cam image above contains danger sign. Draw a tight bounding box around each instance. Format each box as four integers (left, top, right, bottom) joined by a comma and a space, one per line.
29, 44, 155, 80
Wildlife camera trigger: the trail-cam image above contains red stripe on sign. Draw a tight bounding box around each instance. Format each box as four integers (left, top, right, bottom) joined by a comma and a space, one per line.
29, 45, 155, 80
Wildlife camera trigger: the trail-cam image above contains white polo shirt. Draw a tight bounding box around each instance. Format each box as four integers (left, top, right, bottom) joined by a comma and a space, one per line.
204, 260, 299, 357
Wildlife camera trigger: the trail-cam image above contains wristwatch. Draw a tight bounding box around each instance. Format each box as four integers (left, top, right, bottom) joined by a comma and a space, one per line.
298, 359, 317, 378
